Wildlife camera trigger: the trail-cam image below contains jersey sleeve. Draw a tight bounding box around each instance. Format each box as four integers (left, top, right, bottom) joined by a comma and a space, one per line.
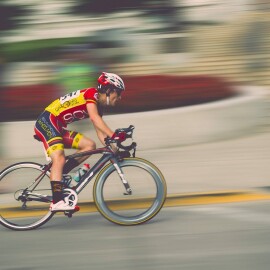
83, 88, 98, 104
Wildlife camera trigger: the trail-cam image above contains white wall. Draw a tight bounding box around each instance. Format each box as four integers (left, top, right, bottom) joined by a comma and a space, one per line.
0, 85, 268, 159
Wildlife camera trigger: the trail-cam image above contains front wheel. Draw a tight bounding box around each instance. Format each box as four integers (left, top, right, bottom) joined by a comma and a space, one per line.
0, 162, 54, 231
93, 158, 167, 225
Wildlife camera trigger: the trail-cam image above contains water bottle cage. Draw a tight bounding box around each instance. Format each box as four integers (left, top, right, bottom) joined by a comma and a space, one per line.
74, 167, 89, 183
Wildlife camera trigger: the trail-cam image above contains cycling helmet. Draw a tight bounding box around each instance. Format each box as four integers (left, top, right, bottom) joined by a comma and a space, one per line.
97, 72, 125, 94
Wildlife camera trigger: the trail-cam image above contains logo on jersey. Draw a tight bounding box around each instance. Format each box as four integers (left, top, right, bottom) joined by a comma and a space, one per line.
63, 109, 88, 124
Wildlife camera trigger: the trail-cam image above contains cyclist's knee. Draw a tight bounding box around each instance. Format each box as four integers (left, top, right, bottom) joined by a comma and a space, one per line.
50, 151, 66, 166
79, 138, 96, 151
85, 140, 96, 151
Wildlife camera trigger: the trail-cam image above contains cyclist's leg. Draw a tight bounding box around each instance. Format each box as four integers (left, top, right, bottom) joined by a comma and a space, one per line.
34, 111, 66, 203
48, 149, 79, 211
49, 149, 66, 203
76, 135, 96, 162
62, 130, 96, 174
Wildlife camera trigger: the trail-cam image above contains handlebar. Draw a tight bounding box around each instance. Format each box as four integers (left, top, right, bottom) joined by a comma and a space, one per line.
104, 125, 137, 151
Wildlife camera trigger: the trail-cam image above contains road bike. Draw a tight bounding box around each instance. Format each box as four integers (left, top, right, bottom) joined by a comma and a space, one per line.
0, 125, 167, 231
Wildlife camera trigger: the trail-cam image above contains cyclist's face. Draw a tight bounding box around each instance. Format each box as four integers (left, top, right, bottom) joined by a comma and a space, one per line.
109, 90, 121, 106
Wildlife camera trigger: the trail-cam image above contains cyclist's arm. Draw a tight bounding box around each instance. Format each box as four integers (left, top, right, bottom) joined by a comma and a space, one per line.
86, 103, 114, 145
96, 129, 107, 147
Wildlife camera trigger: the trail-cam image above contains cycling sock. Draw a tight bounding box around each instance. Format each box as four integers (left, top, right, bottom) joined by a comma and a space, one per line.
63, 158, 80, 174
51, 181, 64, 203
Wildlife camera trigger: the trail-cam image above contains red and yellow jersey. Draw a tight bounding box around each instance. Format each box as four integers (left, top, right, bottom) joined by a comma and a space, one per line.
45, 88, 100, 125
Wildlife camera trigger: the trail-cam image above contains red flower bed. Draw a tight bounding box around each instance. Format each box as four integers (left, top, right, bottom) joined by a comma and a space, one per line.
0, 75, 236, 122
0, 84, 60, 122
107, 75, 236, 114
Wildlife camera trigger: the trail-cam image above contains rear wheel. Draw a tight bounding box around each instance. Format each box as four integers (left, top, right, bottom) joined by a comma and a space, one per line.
0, 162, 54, 230
93, 158, 167, 225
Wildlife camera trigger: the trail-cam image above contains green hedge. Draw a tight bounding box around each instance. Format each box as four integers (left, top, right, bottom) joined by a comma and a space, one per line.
2, 37, 87, 62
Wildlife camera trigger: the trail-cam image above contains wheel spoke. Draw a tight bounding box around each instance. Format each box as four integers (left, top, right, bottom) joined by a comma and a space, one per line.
0, 162, 54, 230
94, 158, 166, 225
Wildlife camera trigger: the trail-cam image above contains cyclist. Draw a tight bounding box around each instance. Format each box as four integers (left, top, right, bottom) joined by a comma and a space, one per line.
34, 72, 126, 212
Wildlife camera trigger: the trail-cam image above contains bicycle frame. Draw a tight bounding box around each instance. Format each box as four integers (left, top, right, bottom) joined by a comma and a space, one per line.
27, 125, 137, 203
34, 145, 131, 200
71, 146, 116, 194
72, 146, 132, 195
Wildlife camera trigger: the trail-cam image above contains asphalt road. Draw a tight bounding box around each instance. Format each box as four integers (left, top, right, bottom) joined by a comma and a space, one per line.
1, 201, 270, 270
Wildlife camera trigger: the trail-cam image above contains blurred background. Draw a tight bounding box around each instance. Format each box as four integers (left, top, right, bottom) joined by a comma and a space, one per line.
0, 0, 269, 157
2, 2, 270, 268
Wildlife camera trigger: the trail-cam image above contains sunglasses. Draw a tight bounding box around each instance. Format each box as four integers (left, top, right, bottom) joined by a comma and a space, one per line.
115, 89, 123, 97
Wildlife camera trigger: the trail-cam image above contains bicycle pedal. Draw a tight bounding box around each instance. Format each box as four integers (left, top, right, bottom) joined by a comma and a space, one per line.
64, 211, 73, 218
64, 205, 80, 217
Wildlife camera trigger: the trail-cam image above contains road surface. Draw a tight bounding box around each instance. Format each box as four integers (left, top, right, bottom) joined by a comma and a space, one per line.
1, 201, 270, 270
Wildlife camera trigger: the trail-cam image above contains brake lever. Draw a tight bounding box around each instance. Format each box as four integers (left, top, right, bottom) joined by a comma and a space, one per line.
132, 146, 136, 158
105, 126, 135, 148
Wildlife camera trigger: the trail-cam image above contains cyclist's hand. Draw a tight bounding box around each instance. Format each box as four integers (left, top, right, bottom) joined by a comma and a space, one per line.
111, 132, 127, 142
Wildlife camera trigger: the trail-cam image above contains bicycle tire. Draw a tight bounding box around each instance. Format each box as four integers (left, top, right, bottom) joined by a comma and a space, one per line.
0, 162, 54, 231
93, 157, 167, 225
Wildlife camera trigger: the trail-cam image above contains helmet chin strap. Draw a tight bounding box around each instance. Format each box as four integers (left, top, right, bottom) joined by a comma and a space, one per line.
106, 93, 110, 105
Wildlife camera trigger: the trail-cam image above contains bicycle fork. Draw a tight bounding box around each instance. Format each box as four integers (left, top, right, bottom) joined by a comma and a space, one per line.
112, 162, 132, 195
